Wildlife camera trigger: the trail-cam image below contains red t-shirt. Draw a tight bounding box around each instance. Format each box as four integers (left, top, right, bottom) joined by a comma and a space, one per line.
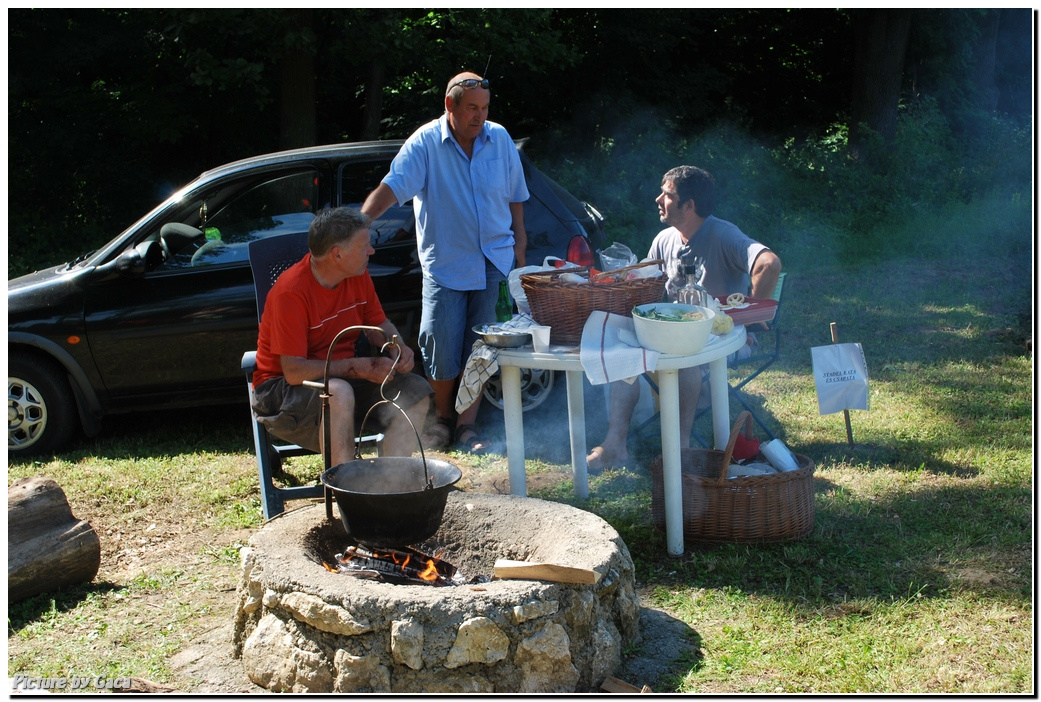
253, 253, 386, 387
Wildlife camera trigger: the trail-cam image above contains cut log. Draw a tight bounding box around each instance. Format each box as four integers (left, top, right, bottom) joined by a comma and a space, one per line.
493, 559, 601, 584
8, 477, 101, 603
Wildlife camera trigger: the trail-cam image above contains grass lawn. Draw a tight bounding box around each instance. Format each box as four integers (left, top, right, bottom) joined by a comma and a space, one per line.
7, 232, 1033, 693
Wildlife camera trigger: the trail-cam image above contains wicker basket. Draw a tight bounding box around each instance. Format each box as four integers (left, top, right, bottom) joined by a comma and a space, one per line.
519, 260, 666, 345
650, 412, 815, 544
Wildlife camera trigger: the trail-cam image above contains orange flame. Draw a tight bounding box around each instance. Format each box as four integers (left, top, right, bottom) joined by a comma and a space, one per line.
418, 559, 439, 582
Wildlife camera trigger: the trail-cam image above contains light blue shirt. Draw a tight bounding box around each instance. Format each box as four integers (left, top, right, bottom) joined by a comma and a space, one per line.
381, 115, 529, 290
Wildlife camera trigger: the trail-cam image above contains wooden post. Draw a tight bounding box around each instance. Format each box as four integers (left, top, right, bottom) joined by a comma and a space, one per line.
829, 322, 855, 447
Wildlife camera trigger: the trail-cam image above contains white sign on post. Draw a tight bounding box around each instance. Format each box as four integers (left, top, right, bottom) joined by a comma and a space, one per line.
811, 342, 869, 415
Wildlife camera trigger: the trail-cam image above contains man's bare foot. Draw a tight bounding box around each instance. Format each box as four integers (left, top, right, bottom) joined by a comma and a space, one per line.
586, 445, 629, 471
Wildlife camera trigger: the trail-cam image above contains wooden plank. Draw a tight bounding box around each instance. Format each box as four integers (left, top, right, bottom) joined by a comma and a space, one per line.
493, 559, 601, 584
112, 677, 177, 693
601, 676, 651, 693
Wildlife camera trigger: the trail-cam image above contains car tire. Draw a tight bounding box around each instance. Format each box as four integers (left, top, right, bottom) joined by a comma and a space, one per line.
8, 351, 78, 457
482, 368, 557, 412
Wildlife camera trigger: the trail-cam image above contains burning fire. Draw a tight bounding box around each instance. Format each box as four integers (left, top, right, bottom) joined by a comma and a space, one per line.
375, 549, 438, 582
326, 544, 455, 585
418, 558, 439, 582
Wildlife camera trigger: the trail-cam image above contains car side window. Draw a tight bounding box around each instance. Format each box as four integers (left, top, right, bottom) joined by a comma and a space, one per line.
157, 168, 320, 270
338, 160, 416, 251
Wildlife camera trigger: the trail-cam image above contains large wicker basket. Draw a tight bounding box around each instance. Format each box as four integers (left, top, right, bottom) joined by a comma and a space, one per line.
520, 260, 666, 345
650, 412, 815, 544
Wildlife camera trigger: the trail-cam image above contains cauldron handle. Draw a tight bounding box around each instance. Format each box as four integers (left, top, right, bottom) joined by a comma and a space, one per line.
312, 326, 433, 509
354, 338, 432, 490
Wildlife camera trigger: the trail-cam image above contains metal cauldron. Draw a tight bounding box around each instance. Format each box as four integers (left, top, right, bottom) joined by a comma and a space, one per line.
312, 326, 462, 548
321, 456, 461, 548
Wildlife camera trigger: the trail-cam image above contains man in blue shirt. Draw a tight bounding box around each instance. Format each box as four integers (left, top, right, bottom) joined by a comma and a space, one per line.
362, 72, 529, 452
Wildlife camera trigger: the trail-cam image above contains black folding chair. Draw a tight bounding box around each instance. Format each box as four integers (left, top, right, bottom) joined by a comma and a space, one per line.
635, 272, 787, 447
241, 230, 381, 520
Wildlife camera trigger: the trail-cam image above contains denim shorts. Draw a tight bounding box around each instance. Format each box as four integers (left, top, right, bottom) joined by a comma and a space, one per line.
251, 373, 433, 453
418, 259, 506, 381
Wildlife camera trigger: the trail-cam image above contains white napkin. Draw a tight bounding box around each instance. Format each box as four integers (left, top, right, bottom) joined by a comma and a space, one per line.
727, 461, 778, 479
579, 311, 660, 386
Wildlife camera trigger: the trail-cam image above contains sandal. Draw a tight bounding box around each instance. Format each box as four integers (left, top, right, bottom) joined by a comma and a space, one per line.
420, 416, 453, 449
454, 423, 489, 454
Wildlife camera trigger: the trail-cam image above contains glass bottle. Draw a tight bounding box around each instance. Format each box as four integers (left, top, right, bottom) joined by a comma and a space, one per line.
495, 280, 513, 323
677, 262, 709, 307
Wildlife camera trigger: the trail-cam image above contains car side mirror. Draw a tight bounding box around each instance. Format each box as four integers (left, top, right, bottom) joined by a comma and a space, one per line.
95, 240, 161, 278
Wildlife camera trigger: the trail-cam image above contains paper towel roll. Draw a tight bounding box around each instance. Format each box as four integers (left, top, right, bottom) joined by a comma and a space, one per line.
761, 440, 800, 472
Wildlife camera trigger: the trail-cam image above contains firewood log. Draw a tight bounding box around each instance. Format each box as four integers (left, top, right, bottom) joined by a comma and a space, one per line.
8, 477, 101, 603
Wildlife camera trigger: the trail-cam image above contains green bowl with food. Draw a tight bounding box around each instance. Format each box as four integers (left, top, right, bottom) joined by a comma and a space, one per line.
632, 302, 716, 355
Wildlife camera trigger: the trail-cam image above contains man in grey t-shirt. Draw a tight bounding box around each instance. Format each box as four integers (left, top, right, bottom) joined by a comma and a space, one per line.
586, 165, 782, 470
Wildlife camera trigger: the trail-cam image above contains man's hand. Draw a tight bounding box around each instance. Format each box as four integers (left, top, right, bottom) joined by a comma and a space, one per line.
373, 319, 415, 375
361, 356, 400, 384
390, 341, 416, 373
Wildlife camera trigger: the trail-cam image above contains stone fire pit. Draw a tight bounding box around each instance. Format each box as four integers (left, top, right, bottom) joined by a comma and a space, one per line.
232, 492, 640, 693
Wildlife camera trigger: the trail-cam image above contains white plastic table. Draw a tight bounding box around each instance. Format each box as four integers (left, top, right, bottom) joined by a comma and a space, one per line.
496, 326, 747, 556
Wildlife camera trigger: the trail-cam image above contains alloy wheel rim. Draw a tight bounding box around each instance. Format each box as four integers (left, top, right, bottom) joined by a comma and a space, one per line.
483, 368, 555, 412
9, 377, 47, 449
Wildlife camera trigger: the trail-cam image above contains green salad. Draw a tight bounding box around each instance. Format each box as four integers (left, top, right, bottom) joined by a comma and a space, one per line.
634, 307, 705, 322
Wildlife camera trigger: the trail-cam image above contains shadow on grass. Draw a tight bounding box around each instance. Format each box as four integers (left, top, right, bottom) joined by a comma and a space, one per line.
8, 403, 258, 467
533, 458, 1031, 614
8, 581, 123, 633
686, 383, 1021, 481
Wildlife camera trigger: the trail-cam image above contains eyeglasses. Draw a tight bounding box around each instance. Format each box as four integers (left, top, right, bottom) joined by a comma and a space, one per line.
451, 78, 489, 90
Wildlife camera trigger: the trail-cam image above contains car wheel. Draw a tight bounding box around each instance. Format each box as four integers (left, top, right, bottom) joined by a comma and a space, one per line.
482, 368, 556, 412
8, 351, 78, 457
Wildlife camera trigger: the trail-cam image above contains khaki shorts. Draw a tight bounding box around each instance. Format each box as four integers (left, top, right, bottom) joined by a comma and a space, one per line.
251, 373, 433, 453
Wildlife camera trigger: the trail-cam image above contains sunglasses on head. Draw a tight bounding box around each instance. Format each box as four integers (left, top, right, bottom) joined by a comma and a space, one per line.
452, 78, 489, 90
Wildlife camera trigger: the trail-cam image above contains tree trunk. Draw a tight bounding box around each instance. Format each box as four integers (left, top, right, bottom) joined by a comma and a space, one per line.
279, 9, 316, 150
968, 9, 1000, 113
8, 477, 101, 603
849, 9, 912, 155
360, 58, 386, 141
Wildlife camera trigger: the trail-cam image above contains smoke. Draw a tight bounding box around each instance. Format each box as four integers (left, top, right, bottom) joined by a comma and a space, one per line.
532, 91, 805, 265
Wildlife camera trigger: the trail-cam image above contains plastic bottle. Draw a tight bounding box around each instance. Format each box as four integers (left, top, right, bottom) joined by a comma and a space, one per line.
495, 280, 512, 323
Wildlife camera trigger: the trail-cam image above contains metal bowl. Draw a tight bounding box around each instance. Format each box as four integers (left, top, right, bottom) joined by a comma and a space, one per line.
473, 324, 532, 348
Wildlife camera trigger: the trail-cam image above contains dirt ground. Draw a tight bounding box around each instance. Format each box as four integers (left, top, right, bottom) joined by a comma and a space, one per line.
63, 459, 692, 694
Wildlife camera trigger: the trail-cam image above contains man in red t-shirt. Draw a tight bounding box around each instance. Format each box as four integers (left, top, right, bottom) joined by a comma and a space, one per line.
252, 207, 433, 466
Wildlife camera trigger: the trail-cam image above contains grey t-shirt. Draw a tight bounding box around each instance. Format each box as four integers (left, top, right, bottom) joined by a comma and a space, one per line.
647, 216, 768, 301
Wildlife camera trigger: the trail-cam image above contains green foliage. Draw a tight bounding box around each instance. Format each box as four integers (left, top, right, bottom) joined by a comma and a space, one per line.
538, 95, 1028, 279
6, 9, 1033, 281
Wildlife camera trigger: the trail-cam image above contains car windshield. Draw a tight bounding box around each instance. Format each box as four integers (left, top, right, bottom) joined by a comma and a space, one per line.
153, 168, 320, 269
